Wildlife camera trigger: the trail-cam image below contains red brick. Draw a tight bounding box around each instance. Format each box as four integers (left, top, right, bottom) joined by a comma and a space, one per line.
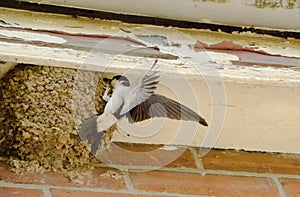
98, 143, 196, 168
202, 149, 300, 174
51, 189, 172, 197
279, 178, 300, 197
0, 161, 126, 190
130, 170, 280, 197
0, 187, 44, 197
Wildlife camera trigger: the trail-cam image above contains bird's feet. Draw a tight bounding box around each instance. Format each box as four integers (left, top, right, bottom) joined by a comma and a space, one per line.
100, 136, 111, 152
96, 115, 105, 133
99, 129, 114, 152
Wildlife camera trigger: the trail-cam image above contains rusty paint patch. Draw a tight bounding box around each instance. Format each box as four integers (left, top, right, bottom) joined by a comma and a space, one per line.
194, 40, 300, 68
195, 40, 282, 56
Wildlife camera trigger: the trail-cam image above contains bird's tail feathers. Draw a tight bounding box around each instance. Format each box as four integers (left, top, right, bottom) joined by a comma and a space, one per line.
90, 131, 104, 155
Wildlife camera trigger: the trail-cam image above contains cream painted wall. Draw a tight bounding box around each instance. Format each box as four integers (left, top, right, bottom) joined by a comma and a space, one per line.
0, 62, 17, 78
113, 77, 300, 154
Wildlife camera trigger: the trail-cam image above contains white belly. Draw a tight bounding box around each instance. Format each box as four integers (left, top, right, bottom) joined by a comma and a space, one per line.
97, 113, 116, 131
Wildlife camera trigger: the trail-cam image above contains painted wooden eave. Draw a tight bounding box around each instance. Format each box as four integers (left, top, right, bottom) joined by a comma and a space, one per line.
0, 27, 300, 82
0, 8, 299, 79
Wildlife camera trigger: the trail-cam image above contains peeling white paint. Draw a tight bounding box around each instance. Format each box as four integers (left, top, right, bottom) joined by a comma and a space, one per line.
159, 146, 178, 151
0, 29, 66, 44
205, 51, 239, 64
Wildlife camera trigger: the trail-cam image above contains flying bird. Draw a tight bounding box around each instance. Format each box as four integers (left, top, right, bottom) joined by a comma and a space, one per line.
79, 60, 208, 155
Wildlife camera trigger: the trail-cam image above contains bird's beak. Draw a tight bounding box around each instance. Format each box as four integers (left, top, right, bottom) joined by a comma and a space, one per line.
103, 78, 110, 83
103, 77, 116, 89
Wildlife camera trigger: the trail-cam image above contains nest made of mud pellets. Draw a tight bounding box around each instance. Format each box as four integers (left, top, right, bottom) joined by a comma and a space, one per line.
0, 64, 114, 172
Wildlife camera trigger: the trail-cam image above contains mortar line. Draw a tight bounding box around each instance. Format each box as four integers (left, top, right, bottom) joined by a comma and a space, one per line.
122, 170, 135, 191
0, 180, 53, 197
0, 180, 50, 190
100, 163, 300, 179
0, 180, 209, 197
189, 147, 204, 170
271, 176, 287, 197
42, 188, 52, 197
132, 190, 213, 197
160, 167, 300, 180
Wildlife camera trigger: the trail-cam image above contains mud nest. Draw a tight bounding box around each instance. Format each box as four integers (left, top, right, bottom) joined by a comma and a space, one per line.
0, 64, 114, 172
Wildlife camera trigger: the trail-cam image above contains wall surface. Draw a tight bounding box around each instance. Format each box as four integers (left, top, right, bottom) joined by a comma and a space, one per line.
114, 77, 300, 154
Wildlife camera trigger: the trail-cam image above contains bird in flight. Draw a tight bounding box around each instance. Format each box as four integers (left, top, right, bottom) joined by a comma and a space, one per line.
79, 60, 208, 155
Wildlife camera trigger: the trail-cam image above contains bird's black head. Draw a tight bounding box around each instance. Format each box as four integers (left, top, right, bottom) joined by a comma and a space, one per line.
112, 75, 124, 81
111, 75, 130, 86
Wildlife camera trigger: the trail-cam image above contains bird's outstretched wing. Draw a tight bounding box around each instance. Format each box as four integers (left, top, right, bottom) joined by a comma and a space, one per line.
120, 60, 160, 115
126, 94, 208, 126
